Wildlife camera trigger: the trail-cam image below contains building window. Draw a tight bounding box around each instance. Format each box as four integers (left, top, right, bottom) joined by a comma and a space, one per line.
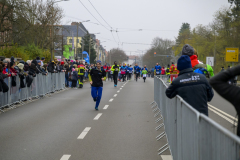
69, 47, 72, 52
77, 39, 79, 43
69, 39, 72, 43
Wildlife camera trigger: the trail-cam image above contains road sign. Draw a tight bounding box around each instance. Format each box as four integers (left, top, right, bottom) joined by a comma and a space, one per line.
226, 48, 239, 62
206, 57, 214, 66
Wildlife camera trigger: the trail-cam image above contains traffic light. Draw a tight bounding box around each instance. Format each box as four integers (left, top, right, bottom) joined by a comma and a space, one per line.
154, 52, 156, 57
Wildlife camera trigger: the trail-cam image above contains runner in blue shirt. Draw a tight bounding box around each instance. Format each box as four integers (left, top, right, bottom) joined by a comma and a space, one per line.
155, 63, 161, 75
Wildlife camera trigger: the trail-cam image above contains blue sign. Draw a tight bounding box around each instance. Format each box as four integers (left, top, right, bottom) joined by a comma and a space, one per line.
82, 51, 90, 64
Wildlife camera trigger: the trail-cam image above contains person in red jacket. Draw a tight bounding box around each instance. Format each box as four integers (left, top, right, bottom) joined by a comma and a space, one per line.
107, 65, 112, 81
161, 67, 166, 75
102, 63, 108, 81
169, 62, 176, 74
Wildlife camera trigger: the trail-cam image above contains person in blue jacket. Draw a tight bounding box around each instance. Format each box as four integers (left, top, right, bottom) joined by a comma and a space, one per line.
155, 63, 161, 75
128, 65, 133, 80
120, 64, 128, 82
134, 64, 141, 82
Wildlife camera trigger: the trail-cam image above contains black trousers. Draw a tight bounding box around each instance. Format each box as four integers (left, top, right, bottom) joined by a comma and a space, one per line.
113, 73, 118, 85
121, 74, 126, 82
72, 80, 77, 87
136, 73, 140, 81
129, 73, 132, 80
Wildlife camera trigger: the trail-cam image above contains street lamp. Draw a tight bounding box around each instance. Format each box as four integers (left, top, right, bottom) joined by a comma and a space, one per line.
76, 20, 90, 60
51, 0, 70, 61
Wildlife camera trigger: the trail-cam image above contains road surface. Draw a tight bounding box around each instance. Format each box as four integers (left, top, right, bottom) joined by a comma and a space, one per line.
0, 78, 170, 160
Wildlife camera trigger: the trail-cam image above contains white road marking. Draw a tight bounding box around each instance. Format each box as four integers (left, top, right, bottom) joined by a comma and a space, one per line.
208, 104, 237, 121
60, 155, 71, 160
94, 113, 103, 120
121, 86, 124, 87
77, 127, 91, 139
161, 155, 173, 160
114, 94, 117, 97
103, 105, 109, 109
209, 108, 237, 126
120, 88, 122, 90
109, 98, 114, 102
117, 91, 120, 93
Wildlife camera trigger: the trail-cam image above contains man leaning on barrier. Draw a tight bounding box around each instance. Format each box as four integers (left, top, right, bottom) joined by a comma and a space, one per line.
165, 55, 214, 116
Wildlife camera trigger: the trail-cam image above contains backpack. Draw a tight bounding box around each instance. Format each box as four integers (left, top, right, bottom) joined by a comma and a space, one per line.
194, 68, 209, 78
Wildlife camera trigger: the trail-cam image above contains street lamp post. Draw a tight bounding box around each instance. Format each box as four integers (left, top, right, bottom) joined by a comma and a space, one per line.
51, 0, 69, 61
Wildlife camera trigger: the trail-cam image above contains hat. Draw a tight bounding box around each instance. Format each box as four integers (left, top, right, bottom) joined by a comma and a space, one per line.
17, 63, 24, 70
177, 55, 192, 71
36, 56, 40, 60
61, 61, 64, 65
19, 60, 25, 64
182, 44, 194, 56
41, 57, 45, 60
96, 60, 101, 64
10, 61, 15, 67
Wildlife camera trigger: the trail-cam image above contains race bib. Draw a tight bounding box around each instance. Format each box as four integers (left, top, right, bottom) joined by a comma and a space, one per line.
104, 69, 107, 71
115, 69, 118, 71
156, 71, 159, 74
111, 71, 113, 74
143, 74, 147, 77
136, 72, 139, 74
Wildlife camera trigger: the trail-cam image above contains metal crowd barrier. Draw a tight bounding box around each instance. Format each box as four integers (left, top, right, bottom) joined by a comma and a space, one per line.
0, 72, 65, 112
154, 76, 240, 160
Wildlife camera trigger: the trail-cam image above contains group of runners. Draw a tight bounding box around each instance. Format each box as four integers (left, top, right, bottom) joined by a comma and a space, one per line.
88, 60, 161, 110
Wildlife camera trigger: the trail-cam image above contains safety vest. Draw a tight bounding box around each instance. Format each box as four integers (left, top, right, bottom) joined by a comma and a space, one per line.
78, 64, 85, 75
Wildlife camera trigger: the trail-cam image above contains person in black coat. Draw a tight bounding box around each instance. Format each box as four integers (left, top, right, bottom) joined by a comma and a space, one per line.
165, 55, 214, 116
209, 65, 240, 136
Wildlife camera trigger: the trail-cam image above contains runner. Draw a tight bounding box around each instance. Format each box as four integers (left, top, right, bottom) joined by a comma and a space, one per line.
88, 60, 106, 111
142, 65, 148, 77
155, 63, 161, 75
103, 63, 108, 81
128, 65, 133, 80
107, 65, 112, 81
126, 64, 130, 80
142, 68, 148, 82
111, 61, 120, 87
118, 63, 122, 82
134, 64, 141, 82
120, 63, 127, 82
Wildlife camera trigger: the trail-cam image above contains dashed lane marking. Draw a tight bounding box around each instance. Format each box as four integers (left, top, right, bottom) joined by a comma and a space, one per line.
109, 98, 114, 102
120, 88, 122, 90
114, 94, 117, 97
103, 105, 109, 109
94, 113, 102, 120
60, 155, 71, 160
77, 127, 91, 139
161, 155, 173, 160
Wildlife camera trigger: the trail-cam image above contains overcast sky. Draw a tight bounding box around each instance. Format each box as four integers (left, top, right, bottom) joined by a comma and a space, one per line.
57, 0, 230, 55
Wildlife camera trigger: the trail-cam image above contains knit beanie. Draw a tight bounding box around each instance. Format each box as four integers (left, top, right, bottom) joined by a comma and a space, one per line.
182, 44, 194, 56
177, 55, 192, 71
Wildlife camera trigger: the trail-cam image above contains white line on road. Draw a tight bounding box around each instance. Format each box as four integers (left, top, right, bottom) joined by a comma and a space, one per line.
121, 86, 124, 87
60, 155, 71, 160
103, 105, 109, 109
114, 94, 117, 97
94, 113, 103, 120
117, 90, 120, 93
209, 108, 237, 126
109, 98, 114, 102
120, 88, 122, 90
208, 104, 238, 121
77, 127, 91, 139
161, 155, 173, 160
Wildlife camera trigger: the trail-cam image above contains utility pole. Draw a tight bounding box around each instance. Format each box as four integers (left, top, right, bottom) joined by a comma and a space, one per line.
135, 57, 136, 64
110, 50, 111, 65
214, 29, 216, 72
76, 23, 78, 60
89, 37, 91, 64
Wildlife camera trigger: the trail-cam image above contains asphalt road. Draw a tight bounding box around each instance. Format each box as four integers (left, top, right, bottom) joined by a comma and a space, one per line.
0, 78, 169, 160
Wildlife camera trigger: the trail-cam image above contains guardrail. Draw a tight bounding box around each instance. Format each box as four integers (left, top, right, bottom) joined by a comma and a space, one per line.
0, 72, 65, 112
154, 76, 240, 160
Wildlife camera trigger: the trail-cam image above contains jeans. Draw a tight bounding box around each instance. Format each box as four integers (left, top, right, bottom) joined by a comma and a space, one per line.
91, 86, 103, 109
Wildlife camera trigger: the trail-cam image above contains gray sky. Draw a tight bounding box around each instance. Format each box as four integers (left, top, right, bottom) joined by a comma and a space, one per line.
58, 0, 230, 55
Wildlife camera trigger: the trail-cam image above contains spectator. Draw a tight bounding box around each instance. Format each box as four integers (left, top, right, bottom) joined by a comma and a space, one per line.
0, 62, 8, 93
41, 57, 45, 66
17, 63, 26, 88
71, 68, 78, 89
209, 65, 240, 136
165, 55, 214, 116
